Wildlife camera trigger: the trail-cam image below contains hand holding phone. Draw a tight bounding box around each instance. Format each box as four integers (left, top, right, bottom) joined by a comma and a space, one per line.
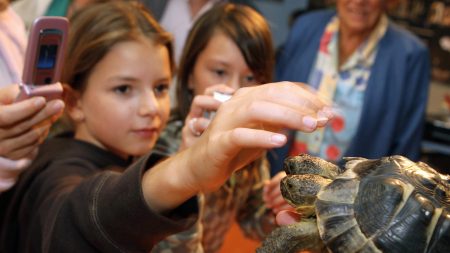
0, 84, 64, 160
16, 16, 69, 102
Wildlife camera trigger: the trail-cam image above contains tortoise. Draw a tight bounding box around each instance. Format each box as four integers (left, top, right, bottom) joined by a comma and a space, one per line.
258, 154, 450, 253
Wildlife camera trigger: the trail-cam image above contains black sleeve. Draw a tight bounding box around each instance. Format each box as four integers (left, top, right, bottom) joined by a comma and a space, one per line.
40, 153, 198, 253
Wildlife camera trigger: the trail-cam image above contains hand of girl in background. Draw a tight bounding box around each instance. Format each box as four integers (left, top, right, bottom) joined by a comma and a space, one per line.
181, 84, 235, 150
275, 210, 302, 226
263, 171, 295, 214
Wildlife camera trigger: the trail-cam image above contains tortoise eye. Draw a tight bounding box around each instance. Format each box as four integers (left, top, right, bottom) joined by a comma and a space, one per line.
286, 181, 294, 190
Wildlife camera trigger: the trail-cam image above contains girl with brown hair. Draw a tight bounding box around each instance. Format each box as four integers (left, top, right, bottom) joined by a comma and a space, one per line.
0, 1, 331, 252
154, 3, 301, 252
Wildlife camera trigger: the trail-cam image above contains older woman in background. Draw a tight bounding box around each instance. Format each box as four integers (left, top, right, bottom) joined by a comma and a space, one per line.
269, 0, 431, 174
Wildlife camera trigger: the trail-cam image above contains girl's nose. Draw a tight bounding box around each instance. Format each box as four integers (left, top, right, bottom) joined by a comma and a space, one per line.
226, 75, 241, 90
138, 92, 158, 116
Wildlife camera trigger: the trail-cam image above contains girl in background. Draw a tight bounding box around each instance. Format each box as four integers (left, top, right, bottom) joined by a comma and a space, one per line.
0, 2, 331, 252
154, 4, 302, 252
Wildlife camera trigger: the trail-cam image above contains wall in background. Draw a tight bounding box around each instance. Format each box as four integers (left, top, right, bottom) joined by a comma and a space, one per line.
254, 0, 308, 49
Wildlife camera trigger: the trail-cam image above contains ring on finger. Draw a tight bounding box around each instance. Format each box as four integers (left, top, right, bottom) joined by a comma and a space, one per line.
188, 118, 202, 137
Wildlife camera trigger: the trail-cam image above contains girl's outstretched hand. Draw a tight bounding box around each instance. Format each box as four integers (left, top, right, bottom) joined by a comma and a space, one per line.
143, 82, 332, 213
184, 81, 332, 193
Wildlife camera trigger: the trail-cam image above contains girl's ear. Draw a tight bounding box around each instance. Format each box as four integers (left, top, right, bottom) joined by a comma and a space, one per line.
62, 84, 85, 122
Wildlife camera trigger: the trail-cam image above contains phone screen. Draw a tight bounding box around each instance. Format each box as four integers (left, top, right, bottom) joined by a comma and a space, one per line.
33, 29, 63, 84
37, 45, 58, 69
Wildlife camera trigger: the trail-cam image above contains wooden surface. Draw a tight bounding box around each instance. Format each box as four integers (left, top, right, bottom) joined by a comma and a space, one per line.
219, 222, 260, 253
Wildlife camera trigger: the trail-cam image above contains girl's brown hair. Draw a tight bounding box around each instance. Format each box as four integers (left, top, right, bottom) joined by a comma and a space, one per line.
175, 3, 274, 120
62, 1, 174, 95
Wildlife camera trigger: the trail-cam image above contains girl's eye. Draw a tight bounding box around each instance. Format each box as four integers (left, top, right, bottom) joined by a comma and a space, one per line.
154, 83, 169, 96
213, 69, 226, 77
244, 75, 255, 83
114, 85, 131, 94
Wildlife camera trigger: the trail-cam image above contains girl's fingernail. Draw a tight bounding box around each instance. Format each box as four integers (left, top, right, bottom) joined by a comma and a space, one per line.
316, 117, 328, 125
33, 97, 46, 107
302, 116, 317, 129
271, 134, 286, 145
52, 100, 65, 111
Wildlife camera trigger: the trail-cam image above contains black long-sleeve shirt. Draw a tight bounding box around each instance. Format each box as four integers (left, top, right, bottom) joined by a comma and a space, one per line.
0, 133, 198, 252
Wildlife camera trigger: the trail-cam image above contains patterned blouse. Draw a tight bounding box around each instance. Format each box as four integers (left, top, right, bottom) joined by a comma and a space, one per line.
151, 113, 276, 253
290, 15, 388, 163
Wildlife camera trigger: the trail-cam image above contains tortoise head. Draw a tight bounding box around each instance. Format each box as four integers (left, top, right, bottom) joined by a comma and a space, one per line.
280, 175, 331, 210
284, 153, 341, 178
281, 154, 339, 217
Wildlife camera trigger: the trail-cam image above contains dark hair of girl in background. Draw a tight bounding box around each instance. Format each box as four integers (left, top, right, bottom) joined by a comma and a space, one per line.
175, 3, 274, 120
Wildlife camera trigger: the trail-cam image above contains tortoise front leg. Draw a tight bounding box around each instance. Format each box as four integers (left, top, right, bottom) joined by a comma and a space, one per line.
257, 219, 325, 253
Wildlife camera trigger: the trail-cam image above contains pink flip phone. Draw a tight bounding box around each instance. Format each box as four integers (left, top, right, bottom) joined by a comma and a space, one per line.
16, 16, 69, 102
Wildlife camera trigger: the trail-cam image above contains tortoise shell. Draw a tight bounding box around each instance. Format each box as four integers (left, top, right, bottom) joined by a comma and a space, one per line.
258, 154, 450, 253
